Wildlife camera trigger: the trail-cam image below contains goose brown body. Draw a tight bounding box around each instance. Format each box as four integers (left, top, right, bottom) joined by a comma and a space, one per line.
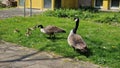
42, 25, 65, 34
68, 30, 87, 52
38, 25, 66, 38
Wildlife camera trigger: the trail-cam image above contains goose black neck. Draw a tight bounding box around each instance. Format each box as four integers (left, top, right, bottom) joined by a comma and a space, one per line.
38, 25, 44, 28
73, 19, 79, 34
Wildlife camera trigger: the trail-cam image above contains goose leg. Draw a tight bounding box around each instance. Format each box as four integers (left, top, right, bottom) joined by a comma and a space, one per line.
50, 33, 55, 39
72, 46, 76, 51
49, 35, 52, 39
53, 34, 55, 38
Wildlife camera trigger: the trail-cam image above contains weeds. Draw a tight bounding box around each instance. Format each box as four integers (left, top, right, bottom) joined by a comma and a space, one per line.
42, 9, 120, 24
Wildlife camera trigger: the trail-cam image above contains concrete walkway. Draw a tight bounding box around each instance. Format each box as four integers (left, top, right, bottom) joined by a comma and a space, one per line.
0, 40, 102, 68
0, 8, 43, 19
0, 8, 104, 68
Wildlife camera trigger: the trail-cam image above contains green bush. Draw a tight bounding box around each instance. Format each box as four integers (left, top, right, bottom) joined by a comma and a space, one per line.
42, 9, 120, 24
95, 14, 120, 24
42, 9, 95, 20
43, 9, 79, 18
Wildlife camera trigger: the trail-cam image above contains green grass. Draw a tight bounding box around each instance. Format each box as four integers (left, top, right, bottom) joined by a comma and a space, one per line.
0, 13, 120, 68
0, 7, 4, 9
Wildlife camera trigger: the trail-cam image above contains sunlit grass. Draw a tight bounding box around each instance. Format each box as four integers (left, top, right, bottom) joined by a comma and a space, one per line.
0, 14, 120, 68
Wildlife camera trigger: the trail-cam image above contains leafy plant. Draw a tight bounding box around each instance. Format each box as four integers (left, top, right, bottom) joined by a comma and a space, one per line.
43, 9, 120, 24
95, 14, 120, 24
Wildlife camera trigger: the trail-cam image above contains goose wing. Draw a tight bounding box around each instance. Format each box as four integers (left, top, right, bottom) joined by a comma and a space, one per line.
71, 34, 87, 50
44, 25, 66, 33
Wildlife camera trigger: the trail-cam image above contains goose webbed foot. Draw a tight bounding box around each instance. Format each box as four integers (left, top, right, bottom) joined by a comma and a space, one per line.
48, 34, 56, 39
53, 34, 56, 38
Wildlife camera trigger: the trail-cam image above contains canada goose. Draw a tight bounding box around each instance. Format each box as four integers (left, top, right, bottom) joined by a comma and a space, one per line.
25, 28, 33, 37
13, 28, 20, 33
67, 18, 88, 53
30, 25, 38, 30
38, 25, 66, 38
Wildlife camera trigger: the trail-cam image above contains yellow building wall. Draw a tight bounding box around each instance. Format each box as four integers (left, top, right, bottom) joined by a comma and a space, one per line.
103, 0, 109, 10
16, 0, 19, 6
91, 0, 95, 7
92, 0, 109, 10
26, 0, 30, 8
26, 0, 54, 10
52, 0, 55, 10
17, 0, 48, 9
25, 0, 43, 9
61, 0, 78, 9
17, 0, 79, 10
31, 0, 42, 9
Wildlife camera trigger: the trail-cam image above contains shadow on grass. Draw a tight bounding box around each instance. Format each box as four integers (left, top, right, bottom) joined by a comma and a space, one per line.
46, 36, 67, 40
0, 44, 92, 63
75, 48, 93, 58
45, 36, 67, 42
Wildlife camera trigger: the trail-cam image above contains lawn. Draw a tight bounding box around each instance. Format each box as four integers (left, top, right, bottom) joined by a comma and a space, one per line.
0, 10, 120, 68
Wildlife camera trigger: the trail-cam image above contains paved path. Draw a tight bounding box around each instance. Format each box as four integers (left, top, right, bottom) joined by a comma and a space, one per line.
0, 8, 43, 19
0, 8, 104, 68
0, 40, 102, 68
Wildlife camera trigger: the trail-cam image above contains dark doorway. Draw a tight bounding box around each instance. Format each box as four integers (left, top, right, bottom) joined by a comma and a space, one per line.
44, 0, 52, 8
19, 0, 24, 6
55, 0, 61, 9
111, 0, 119, 7
95, 0, 103, 8
110, 0, 119, 9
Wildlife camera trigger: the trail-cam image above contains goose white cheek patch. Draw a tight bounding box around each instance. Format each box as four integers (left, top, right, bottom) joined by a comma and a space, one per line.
75, 19, 78, 22
41, 29, 46, 33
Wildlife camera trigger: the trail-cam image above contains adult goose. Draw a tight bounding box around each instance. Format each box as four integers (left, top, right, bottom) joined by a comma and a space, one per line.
38, 25, 66, 38
67, 18, 88, 53
13, 28, 20, 33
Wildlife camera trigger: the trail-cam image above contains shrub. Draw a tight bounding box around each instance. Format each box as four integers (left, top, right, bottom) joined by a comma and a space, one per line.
42, 9, 120, 24
95, 14, 120, 24
42, 9, 95, 20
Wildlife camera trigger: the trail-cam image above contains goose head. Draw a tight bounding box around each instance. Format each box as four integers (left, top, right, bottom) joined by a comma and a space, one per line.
38, 25, 44, 28
74, 17, 79, 23
38, 25, 46, 33
78, 46, 88, 53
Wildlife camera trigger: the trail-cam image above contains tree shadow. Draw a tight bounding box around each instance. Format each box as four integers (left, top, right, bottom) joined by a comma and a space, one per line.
0, 50, 65, 63
46, 36, 67, 42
